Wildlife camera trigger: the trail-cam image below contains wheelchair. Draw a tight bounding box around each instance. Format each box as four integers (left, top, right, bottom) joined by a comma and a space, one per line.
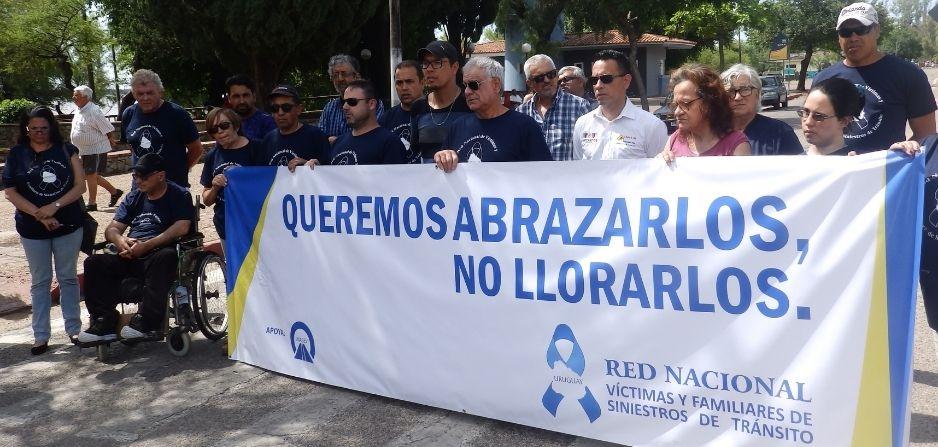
80, 198, 228, 361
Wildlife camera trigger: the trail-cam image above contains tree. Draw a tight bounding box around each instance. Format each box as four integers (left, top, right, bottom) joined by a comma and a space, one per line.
667, 0, 762, 70
762, 0, 843, 91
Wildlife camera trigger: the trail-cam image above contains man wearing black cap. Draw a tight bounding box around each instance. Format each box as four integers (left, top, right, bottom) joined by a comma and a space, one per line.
78, 154, 195, 343
410, 40, 473, 163
258, 84, 331, 170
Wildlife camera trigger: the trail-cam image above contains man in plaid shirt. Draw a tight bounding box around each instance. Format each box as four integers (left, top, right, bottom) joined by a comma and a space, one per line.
517, 54, 592, 161
320, 54, 385, 143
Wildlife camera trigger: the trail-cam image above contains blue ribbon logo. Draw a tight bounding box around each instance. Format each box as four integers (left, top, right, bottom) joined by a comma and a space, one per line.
542, 324, 601, 423
290, 322, 315, 363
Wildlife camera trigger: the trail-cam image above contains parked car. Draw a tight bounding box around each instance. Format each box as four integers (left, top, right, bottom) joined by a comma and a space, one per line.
760, 75, 788, 109
653, 92, 676, 134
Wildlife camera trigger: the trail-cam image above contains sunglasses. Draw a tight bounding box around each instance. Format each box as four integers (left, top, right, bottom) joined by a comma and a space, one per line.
270, 103, 296, 113
558, 76, 576, 84
342, 97, 372, 107
796, 109, 835, 121
837, 24, 874, 38
727, 86, 755, 97
528, 69, 558, 84
207, 121, 233, 135
131, 171, 158, 181
465, 79, 488, 91
588, 74, 627, 85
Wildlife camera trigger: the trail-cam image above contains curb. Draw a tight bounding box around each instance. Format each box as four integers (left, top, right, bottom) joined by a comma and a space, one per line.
0, 240, 223, 317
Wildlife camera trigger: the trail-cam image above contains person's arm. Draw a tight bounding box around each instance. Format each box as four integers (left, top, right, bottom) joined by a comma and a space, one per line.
126, 220, 191, 258
647, 120, 669, 158
733, 141, 752, 156
34, 153, 86, 220
910, 113, 936, 143
185, 139, 203, 168
199, 155, 220, 206
571, 120, 585, 160
104, 220, 133, 253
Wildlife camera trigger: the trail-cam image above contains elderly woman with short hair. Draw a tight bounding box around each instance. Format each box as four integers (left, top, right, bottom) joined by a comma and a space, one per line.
71, 85, 122, 211
720, 64, 803, 156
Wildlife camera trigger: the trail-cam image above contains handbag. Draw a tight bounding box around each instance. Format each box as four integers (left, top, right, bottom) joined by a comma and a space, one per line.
78, 199, 98, 255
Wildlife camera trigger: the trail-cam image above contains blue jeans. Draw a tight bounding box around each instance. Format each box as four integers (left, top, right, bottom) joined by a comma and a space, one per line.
21, 228, 83, 343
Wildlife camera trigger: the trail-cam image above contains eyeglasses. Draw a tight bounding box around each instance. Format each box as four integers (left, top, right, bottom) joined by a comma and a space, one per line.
465, 79, 488, 91
671, 97, 702, 111
838, 24, 874, 38
796, 109, 835, 121
270, 103, 296, 113
207, 121, 233, 135
421, 59, 447, 70
528, 69, 558, 84
27, 126, 49, 133
558, 76, 576, 84
588, 74, 627, 85
330, 71, 355, 81
727, 86, 755, 97
131, 171, 157, 181
342, 97, 372, 107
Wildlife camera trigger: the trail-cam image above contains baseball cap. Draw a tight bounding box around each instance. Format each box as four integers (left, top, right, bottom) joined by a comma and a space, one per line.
267, 84, 300, 101
417, 40, 459, 62
836, 2, 879, 29
132, 153, 165, 176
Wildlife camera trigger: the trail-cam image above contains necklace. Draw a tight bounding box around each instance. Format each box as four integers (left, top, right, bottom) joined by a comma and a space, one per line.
429, 93, 457, 126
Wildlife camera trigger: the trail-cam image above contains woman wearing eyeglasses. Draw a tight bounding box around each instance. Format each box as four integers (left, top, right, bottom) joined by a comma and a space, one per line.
720, 64, 803, 156
661, 64, 751, 162
200, 108, 262, 247
2, 107, 86, 355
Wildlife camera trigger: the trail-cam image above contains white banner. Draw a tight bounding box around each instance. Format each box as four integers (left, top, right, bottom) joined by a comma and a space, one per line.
225, 153, 922, 446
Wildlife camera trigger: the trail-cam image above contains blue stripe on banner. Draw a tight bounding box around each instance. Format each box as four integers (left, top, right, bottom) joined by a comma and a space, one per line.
884, 150, 925, 446
223, 166, 278, 292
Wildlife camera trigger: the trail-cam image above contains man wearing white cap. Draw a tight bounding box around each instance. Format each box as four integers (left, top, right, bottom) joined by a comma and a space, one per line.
812, 2, 936, 153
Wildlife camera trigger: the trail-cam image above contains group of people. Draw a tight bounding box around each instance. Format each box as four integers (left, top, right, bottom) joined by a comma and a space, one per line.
4, 2, 938, 356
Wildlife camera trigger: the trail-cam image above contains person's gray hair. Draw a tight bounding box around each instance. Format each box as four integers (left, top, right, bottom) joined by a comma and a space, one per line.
130, 69, 164, 91
558, 65, 586, 80
328, 54, 360, 75
523, 54, 556, 78
73, 85, 93, 99
721, 64, 762, 89
464, 56, 504, 83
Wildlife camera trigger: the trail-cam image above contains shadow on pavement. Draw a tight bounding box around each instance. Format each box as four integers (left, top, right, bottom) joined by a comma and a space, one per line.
915, 369, 938, 387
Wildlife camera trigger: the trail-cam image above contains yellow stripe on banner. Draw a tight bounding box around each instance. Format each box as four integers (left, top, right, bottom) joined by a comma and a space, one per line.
227, 191, 274, 357
850, 183, 893, 445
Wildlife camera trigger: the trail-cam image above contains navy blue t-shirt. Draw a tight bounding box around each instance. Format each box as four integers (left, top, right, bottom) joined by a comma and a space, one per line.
329, 127, 409, 165
121, 101, 200, 187
199, 140, 262, 239
443, 110, 554, 162
258, 124, 331, 166
812, 55, 937, 153
115, 181, 194, 241
745, 114, 803, 155
2, 143, 82, 239
379, 104, 419, 163
411, 94, 474, 161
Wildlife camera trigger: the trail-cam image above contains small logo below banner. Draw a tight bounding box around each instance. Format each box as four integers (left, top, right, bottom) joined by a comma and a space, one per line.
290, 322, 315, 363
542, 324, 601, 423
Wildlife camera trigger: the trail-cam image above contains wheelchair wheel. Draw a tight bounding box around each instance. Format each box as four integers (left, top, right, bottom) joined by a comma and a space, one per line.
192, 252, 228, 340
167, 327, 190, 357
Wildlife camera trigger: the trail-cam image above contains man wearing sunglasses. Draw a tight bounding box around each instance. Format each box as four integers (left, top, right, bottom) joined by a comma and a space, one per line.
558, 66, 598, 109
812, 2, 936, 153
79, 154, 195, 343
433, 57, 552, 172
258, 85, 331, 170
320, 54, 386, 144
320, 80, 408, 166
411, 40, 474, 163
517, 55, 592, 161
572, 50, 667, 160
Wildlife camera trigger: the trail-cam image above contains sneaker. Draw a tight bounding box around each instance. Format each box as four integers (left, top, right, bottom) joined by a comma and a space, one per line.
77, 317, 118, 343
109, 189, 124, 207
85, 203, 97, 212
120, 314, 149, 339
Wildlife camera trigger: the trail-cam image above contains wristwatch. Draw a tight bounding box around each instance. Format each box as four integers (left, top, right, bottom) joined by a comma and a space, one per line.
54, 202, 60, 208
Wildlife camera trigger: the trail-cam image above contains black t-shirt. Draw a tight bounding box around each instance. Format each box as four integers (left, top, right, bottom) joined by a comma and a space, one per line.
379, 104, 420, 163
115, 181, 194, 240
812, 55, 937, 153
745, 114, 803, 155
329, 127, 409, 165
199, 140, 261, 239
2, 143, 82, 239
411, 93, 474, 160
258, 124, 331, 166
443, 110, 554, 162
121, 101, 200, 187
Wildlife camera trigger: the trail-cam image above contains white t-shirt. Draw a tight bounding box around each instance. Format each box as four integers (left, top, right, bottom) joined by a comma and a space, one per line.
572, 100, 668, 160
70, 102, 115, 155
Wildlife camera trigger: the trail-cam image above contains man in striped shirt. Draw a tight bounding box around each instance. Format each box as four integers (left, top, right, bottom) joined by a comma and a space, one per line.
71, 85, 123, 211
516, 55, 592, 161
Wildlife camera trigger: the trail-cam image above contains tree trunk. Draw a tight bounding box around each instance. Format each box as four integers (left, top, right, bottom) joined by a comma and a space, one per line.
624, 24, 649, 111
797, 43, 814, 92
251, 54, 283, 110
57, 55, 75, 92
718, 39, 725, 70
86, 63, 96, 99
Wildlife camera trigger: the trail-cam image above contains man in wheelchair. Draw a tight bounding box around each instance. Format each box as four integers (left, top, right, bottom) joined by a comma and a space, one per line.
77, 154, 195, 343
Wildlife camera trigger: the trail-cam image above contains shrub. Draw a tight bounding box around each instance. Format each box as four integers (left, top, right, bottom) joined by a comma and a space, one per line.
0, 99, 38, 124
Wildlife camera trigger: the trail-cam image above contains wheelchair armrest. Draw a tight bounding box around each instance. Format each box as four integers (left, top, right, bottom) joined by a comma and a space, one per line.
92, 241, 110, 250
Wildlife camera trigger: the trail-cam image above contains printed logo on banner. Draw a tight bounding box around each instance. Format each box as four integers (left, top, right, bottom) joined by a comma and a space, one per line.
290, 321, 315, 363
542, 324, 601, 423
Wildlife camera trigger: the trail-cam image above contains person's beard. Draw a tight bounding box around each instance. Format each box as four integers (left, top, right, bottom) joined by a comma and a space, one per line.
234, 103, 252, 116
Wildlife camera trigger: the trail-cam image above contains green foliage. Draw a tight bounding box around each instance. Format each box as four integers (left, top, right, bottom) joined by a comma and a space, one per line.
0, 99, 38, 124
883, 26, 925, 60
666, 0, 764, 70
